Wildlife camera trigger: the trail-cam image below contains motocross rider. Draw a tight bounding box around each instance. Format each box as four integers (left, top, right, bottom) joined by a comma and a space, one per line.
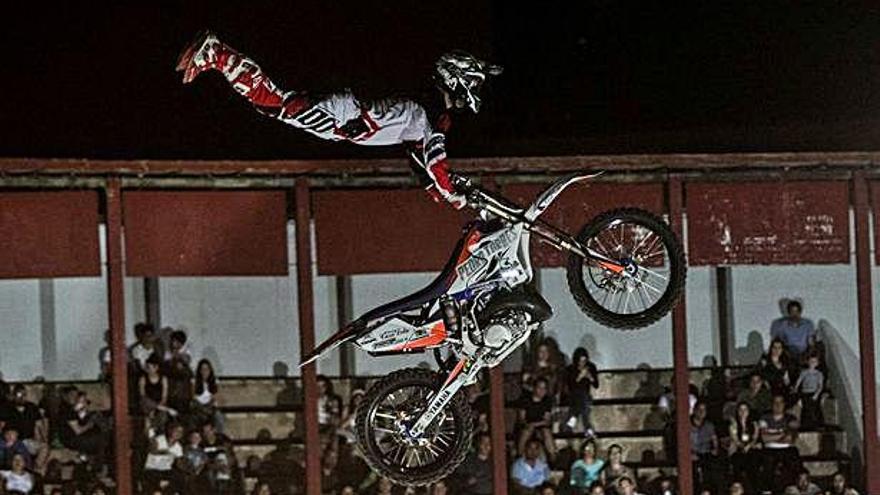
176, 31, 502, 209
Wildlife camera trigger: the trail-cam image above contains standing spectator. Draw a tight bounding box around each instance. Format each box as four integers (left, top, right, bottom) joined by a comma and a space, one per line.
600, 444, 634, 495
164, 330, 194, 416
569, 439, 604, 494
143, 421, 185, 493
736, 372, 772, 417
97, 330, 112, 381
728, 402, 759, 492
192, 359, 224, 433
616, 476, 645, 495
510, 439, 550, 494
770, 300, 817, 362
793, 352, 824, 428
140, 354, 175, 434
457, 433, 493, 495
0, 453, 35, 494
516, 377, 556, 460
562, 347, 599, 437
0, 427, 32, 470
758, 394, 800, 491
522, 337, 564, 397
60, 391, 108, 472
760, 338, 792, 399
702, 361, 732, 426
129, 323, 163, 374
787, 468, 821, 495
826, 471, 860, 495
0, 384, 48, 474
689, 401, 721, 493
316, 376, 343, 432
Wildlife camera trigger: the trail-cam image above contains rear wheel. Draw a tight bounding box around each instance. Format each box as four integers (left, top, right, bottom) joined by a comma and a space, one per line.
355, 368, 473, 486
566, 208, 686, 329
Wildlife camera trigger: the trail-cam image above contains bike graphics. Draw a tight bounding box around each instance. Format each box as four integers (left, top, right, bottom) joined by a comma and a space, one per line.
302, 173, 686, 485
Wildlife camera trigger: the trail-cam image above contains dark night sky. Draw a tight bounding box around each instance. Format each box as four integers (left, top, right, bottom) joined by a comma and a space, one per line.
2, 1, 880, 160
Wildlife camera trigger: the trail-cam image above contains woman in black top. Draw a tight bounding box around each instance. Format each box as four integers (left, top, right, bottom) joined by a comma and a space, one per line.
139, 354, 171, 433
759, 338, 791, 401
562, 347, 599, 437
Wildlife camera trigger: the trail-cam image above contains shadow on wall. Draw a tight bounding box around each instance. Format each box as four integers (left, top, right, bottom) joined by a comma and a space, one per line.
819, 318, 864, 481
202, 346, 223, 375
732, 330, 765, 366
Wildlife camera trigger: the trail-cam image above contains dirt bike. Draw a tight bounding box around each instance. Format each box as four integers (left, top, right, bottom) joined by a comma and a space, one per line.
301, 172, 686, 485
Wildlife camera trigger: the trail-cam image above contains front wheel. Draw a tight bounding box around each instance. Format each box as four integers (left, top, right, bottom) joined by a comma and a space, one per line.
355, 368, 473, 486
566, 208, 686, 329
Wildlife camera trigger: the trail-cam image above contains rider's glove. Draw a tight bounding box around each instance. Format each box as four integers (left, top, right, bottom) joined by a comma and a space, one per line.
425, 184, 467, 210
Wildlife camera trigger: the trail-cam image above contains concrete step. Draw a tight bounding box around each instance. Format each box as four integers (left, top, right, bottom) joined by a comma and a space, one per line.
223, 411, 303, 440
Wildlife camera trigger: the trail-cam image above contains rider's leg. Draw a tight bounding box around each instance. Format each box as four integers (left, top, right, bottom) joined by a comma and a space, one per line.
176, 31, 310, 120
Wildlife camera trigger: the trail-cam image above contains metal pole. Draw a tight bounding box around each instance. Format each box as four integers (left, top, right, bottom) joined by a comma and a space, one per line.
489, 367, 509, 495
336, 275, 355, 376
715, 267, 733, 365
105, 178, 133, 494
667, 177, 693, 495
853, 172, 879, 494
295, 179, 321, 495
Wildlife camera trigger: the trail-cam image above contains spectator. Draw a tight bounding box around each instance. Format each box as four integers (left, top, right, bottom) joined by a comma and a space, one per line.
465, 381, 491, 433
562, 347, 599, 437
760, 338, 792, 400
316, 376, 343, 431
0, 427, 32, 471
251, 481, 272, 495
164, 330, 194, 415
770, 300, 817, 362
658, 378, 698, 418
689, 401, 721, 493
826, 471, 859, 495
728, 480, 745, 495
538, 482, 557, 495
200, 421, 236, 492
728, 402, 759, 492
588, 481, 606, 495
736, 372, 772, 417
457, 433, 493, 495
320, 447, 344, 494
430, 479, 449, 495
140, 354, 175, 434
192, 359, 224, 433
702, 360, 732, 426
600, 444, 634, 495
758, 394, 800, 491
655, 476, 675, 495
787, 468, 821, 495
130, 323, 162, 374
570, 439, 603, 494
0, 452, 35, 494
60, 391, 108, 472
97, 330, 112, 380
338, 388, 365, 444
522, 337, 564, 397
374, 477, 394, 495
0, 384, 47, 474
181, 429, 209, 493
143, 421, 185, 493
617, 476, 645, 495
511, 439, 550, 493
793, 352, 824, 428
516, 377, 556, 459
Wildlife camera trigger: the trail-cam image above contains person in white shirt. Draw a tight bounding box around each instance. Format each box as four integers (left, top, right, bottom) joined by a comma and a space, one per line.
0, 453, 34, 494
143, 422, 185, 493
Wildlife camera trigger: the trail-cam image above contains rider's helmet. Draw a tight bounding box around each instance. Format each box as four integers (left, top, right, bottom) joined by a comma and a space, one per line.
434, 50, 503, 114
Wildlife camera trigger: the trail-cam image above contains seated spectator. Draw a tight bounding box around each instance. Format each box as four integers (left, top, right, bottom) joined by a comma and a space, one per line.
0, 427, 32, 471
374, 477, 395, 495
702, 359, 733, 426
191, 359, 224, 433
760, 338, 793, 400
600, 444, 634, 495
728, 402, 759, 492
430, 479, 450, 495
164, 330, 194, 415
758, 394, 800, 492
97, 330, 112, 381
658, 378, 698, 418
143, 421, 185, 493
569, 439, 603, 494
200, 421, 236, 492
787, 467, 821, 495
562, 347, 599, 437
316, 375, 343, 432
129, 323, 163, 374
588, 481, 606, 495
616, 476, 645, 495
140, 354, 175, 434
456, 433, 493, 495
511, 439, 550, 494
180, 429, 209, 493
516, 377, 556, 460
337, 388, 365, 444
538, 482, 557, 495
0, 384, 48, 474
737, 372, 772, 417
690, 401, 722, 493
60, 391, 108, 472
826, 471, 860, 495
793, 352, 824, 428
465, 381, 491, 433
0, 452, 35, 494
770, 300, 817, 362
728, 480, 745, 495
251, 481, 272, 495
522, 337, 565, 397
